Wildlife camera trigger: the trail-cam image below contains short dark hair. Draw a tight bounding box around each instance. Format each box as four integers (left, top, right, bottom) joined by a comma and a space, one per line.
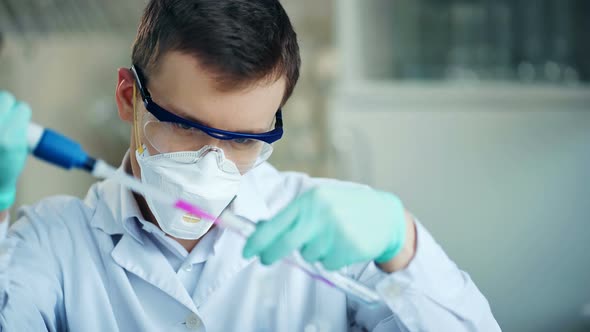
131, 0, 301, 105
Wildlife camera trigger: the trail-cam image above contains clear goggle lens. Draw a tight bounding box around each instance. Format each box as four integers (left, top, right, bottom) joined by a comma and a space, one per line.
142, 112, 274, 173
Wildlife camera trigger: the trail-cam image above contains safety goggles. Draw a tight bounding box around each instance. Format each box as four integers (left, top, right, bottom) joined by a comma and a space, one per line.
131, 65, 284, 173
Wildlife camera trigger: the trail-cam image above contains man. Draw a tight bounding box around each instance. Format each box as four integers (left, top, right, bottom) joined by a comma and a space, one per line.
0, 0, 500, 331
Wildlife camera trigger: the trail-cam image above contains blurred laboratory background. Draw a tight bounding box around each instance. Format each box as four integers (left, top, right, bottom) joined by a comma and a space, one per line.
1, 0, 589, 331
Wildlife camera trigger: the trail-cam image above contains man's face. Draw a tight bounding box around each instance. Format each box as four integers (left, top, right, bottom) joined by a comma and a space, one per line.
115, 51, 286, 179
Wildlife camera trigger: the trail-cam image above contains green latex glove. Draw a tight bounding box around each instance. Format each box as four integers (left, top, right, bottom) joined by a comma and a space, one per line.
0, 91, 31, 211
243, 185, 407, 270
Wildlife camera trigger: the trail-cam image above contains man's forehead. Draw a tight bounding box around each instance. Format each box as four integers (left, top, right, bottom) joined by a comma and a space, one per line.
145, 52, 285, 133
151, 52, 286, 96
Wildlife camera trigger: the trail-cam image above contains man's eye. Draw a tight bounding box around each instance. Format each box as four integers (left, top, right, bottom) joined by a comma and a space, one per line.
174, 122, 193, 130
234, 138, 254, 145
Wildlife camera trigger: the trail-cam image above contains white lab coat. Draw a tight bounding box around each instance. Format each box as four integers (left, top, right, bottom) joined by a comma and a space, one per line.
0, 158, 500, 331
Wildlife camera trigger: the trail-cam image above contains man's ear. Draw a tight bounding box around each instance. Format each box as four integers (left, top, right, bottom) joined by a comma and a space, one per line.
115, 67, 136, 123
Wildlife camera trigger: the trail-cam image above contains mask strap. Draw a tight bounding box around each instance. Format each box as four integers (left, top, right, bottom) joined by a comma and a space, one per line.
133, 84, 145, 155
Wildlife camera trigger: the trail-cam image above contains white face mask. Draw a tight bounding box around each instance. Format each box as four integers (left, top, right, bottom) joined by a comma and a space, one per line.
135, 145, 242, 240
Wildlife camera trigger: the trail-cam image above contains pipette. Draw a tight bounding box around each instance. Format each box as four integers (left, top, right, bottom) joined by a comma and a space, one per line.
27, 123, 117, 178
26, 123, 383, 306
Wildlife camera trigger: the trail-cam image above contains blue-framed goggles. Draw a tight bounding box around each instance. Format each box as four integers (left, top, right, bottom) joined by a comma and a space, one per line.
131, 65, 283, 172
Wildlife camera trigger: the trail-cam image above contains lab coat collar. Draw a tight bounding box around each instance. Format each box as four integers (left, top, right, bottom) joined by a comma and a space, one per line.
86, 156, 199, 312
229, 163, 273, 223
88, 151, 273, 308
111, 229, 199, 313
88, 151, 144, 242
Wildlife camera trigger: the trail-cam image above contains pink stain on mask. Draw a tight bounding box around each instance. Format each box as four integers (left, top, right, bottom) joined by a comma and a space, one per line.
174, 200, 217, 223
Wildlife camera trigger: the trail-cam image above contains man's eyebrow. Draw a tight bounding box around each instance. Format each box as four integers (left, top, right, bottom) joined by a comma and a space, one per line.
164, 102, 276, 134
165, 103, 210, 127
233, 127, 273, 134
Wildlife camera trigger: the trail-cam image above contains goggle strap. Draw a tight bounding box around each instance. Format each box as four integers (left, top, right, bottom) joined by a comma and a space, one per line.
132, 84, 145, 155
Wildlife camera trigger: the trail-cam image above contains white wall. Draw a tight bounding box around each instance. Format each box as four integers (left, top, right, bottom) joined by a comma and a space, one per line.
0, 34, 133, 211
328, 82, 590, 331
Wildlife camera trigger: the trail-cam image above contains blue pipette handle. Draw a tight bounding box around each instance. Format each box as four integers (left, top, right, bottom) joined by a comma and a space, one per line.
27, 123, 96, 172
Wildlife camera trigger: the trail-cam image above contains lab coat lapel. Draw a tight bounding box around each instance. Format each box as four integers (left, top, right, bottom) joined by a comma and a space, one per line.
111, 232, 198, 313
192, 172, 272, 307
90, 171, 198, 311
191, 230, 256, 308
